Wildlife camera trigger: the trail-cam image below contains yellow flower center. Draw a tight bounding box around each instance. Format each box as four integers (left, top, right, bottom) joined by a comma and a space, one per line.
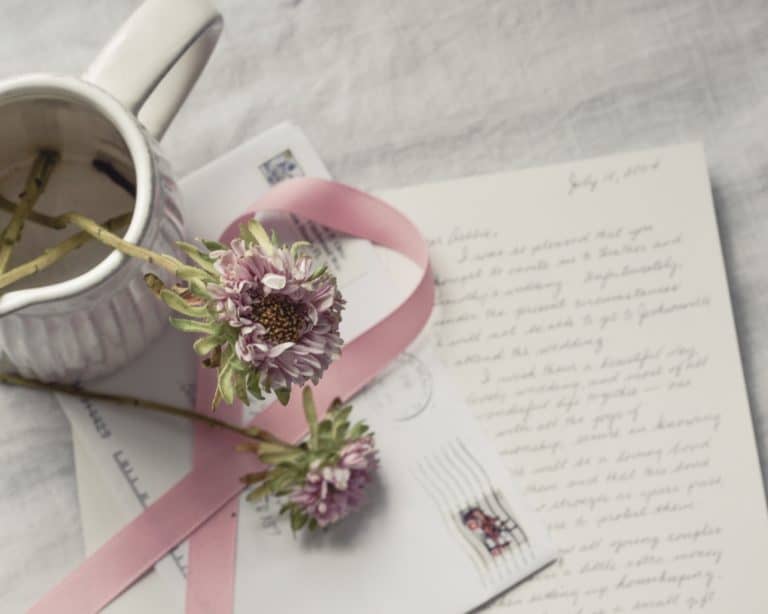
254, 294, 304, 345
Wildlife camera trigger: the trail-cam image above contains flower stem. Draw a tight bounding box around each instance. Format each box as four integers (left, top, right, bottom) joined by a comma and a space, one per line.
54, 211, 185, 274
0, 151, 60, 272
0, 194, 67, 230
0, 371, 294, 448
0, 211, 133, 291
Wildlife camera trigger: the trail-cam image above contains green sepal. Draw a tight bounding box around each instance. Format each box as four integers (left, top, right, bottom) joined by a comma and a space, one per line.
202, 346, 222, 368
175, 265, 215, 283
193, 335, 224, 356
245, 219, 273, 253
168, 316, 214, 334
160, 289, 209, 317
307, 264, 328, 282
275, 387, 291, 405
215, 361, 235, 407
247, 372, 264, 400
290, 241, 311, 258
302, 387, 319, 450
233, 371, 249, 404
229, 356, 251, 372
200, 239, 226, 252
143, 272, 166, 296
186, 277, 212, 299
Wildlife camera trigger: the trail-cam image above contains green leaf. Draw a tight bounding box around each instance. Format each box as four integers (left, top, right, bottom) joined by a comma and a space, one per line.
193, 335, 224, 356
257, 441, 298, 455
169, 316, 214, 334
333, 420, 349, 443
333, 405, 353, 426
240, 471, 269, 484
318, 420, 333, 447
160, 289, 209, 317
275, 387, 291, 406
245, 481, 272, 502
260, 451, 304, 465
273, 470, 299, 491
290, 510, 308, 533
176, 241, 218, 276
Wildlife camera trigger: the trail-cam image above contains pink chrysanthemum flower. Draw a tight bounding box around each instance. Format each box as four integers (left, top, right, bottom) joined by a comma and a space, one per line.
158, 220, 344, 408
289, 435, 378, 528
207, 222, 344, 394
240, 390, 378, 533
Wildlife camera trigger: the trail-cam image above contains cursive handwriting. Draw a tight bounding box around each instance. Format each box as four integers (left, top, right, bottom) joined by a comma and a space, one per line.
429, 220, 730, 612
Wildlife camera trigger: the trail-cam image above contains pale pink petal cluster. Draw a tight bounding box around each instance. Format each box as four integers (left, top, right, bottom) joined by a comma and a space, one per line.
207, 237, 344, 390
290, 435, 378, 528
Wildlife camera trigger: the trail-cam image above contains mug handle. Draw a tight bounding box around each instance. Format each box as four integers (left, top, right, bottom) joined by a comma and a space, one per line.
83, 0, 222, 140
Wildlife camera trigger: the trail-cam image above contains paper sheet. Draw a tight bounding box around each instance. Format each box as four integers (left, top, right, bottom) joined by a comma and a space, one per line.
64, 123, 555, 612
374, 143, 768, 612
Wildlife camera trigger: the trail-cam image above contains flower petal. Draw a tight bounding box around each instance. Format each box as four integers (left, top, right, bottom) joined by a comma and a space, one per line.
268, 342, 295, 357
261, 273, 287, 290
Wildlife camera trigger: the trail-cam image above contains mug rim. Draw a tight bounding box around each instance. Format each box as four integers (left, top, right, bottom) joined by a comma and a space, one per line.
0, 73, 154, 316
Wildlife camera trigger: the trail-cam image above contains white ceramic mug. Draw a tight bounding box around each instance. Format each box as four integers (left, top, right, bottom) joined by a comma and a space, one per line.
0, 0, 222, 381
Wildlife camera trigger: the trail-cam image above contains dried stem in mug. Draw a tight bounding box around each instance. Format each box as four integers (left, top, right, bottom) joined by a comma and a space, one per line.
0, 150, 182, 292
0, 155, 135, 232
0, 194, 67, 230
55, 211, 185, 274
0, 151, 60, 272
0, 211, 133, 291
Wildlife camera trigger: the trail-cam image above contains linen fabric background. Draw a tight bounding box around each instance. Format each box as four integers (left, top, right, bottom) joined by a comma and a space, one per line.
1, 0, 767, 609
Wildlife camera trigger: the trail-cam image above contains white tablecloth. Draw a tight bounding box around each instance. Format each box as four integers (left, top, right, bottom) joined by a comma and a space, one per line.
1, 0, 767, 609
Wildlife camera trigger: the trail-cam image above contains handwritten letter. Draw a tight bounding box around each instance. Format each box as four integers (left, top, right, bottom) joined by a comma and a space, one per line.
381, 144, 768, 613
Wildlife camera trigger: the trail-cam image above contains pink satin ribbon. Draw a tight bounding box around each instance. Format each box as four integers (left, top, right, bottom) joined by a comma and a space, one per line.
30, 178, 434, 613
